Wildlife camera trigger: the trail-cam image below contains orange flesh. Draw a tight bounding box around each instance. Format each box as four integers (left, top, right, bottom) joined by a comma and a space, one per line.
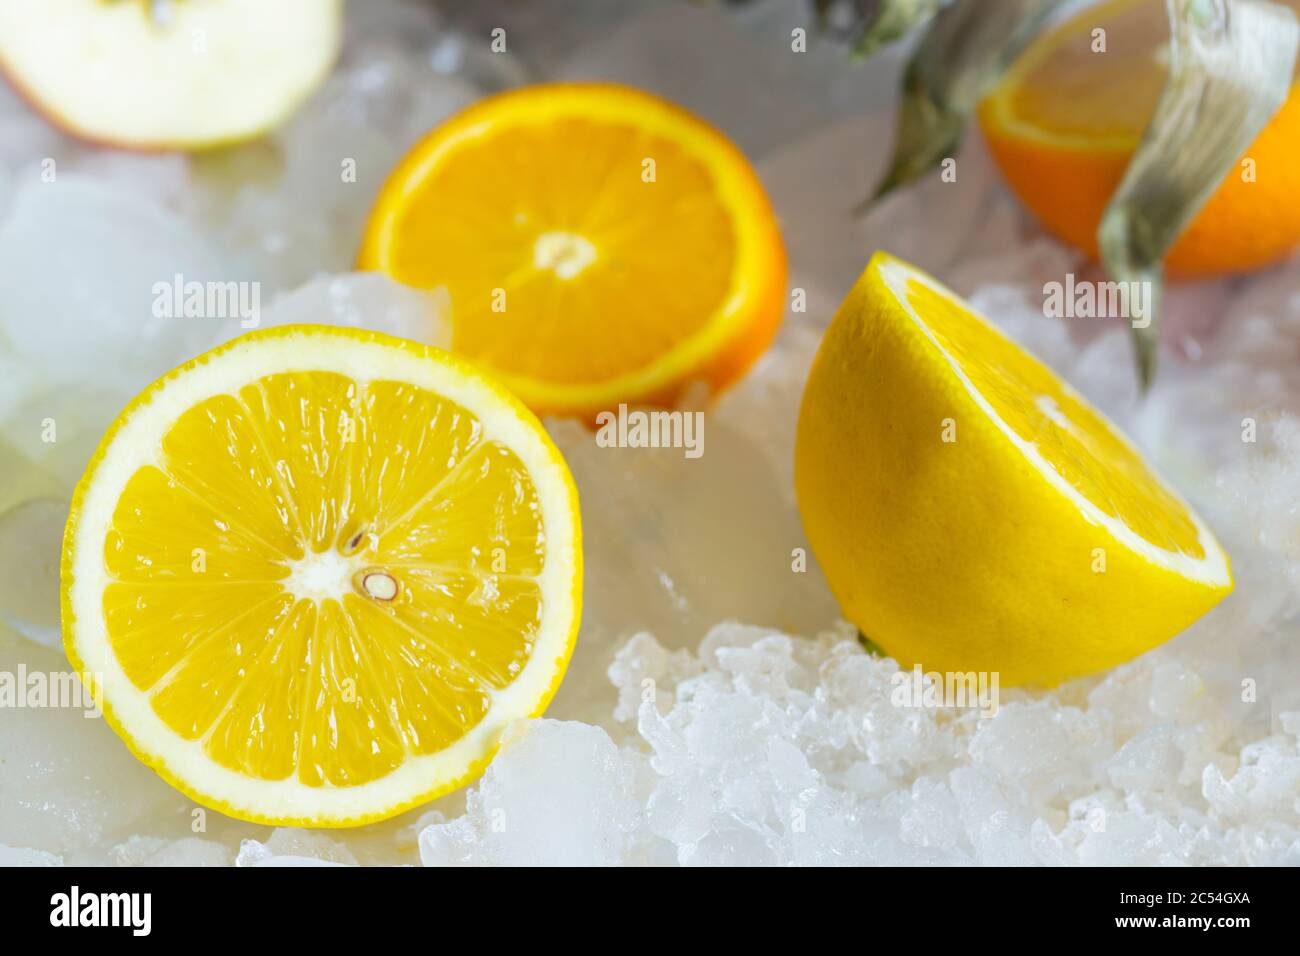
384, 117, 738, 386
358, 84, 788, 416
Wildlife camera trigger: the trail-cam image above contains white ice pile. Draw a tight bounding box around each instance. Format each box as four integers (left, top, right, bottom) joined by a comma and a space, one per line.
2, 0, 1299, 866
419, 624, 1300, 866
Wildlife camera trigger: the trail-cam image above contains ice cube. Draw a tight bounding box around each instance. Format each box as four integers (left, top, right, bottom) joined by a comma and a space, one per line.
191, 37, 478, 293
969, 701, 1112, 804
543, 415, 840, 727
256, 272, 451, 346
0, 844, 63, 866
0, 176, 243, 413
418, 720, 648, 866
1107, 726, 1183, 793
236, 829, 359, 867
0, 626, 195, 862
113, 835, 233, 867
0, 498, 65, 648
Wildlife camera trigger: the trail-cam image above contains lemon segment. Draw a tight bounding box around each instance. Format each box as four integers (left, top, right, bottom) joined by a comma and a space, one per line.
63, 326, 582, 826
794, 253, 1231, 687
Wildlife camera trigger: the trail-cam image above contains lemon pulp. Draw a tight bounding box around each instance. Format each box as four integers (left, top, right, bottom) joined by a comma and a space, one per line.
901, 278, 1203, 560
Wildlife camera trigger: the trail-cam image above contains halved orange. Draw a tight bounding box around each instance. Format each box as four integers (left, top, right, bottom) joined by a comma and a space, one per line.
357, 82, 787, 417
978, 0, 1300, 278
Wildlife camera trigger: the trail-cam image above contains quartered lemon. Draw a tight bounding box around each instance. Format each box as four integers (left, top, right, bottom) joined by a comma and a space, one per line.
61, 326, 582, 826
357, 82, 787, 418
794, 253, 1232, 687
978, 0, 1300, 278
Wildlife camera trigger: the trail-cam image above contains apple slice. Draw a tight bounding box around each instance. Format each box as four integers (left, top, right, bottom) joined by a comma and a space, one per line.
0, 0, 343, 150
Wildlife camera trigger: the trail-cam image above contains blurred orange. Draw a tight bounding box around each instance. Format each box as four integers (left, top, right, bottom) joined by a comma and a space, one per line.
978, 0, 1300, 278
358, 82, 787, 418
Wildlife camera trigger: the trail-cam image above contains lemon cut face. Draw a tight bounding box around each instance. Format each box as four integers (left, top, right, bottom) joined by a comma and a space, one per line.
896, 272, 1210, 575
62, 326, 582, 826
794, 253, 1231, 687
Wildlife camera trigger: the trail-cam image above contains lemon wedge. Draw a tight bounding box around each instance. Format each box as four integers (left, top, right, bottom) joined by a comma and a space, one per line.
795, 253, 1231, 686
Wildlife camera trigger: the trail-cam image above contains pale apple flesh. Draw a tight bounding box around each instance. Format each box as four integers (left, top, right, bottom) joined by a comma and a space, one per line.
0, 0, 343, 150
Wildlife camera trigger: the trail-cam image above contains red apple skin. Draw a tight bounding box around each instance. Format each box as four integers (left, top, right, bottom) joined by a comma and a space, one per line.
0, 58, 175, 154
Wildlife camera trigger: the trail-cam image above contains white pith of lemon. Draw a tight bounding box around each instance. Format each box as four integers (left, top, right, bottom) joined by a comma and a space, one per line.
874, 257, 1230, 586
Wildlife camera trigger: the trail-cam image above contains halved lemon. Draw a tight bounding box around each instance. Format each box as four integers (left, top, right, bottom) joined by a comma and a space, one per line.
62, 326, 582, 826
357, 82, 788, 418
795, 253, 1232, 687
